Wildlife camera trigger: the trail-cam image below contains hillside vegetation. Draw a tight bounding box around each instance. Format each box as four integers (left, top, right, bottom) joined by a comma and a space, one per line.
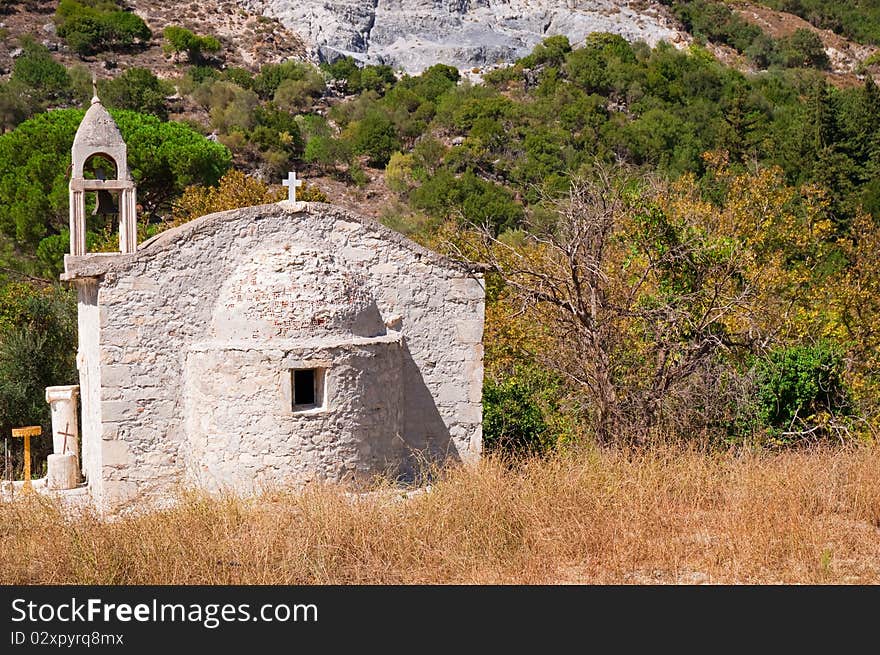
754, 0, 880, 46
0, 1, 879, 473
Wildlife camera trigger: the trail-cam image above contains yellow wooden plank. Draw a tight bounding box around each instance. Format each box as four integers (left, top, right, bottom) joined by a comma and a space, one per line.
11, 426, 41, 438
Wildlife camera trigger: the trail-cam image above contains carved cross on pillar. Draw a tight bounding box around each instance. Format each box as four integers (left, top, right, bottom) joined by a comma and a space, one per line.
282, 171, 303, 202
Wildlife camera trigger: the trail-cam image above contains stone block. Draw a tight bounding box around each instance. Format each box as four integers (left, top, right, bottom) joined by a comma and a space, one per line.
455, 320, 484, 343
101, 365, 133, 388
47, 453, 79, 490
103, 481, 138, 506
101, 400, 137, 422
448, 277, 485, 301
102, 440, 130, 467
456, 402, 482, 423
101, 422, 119, 440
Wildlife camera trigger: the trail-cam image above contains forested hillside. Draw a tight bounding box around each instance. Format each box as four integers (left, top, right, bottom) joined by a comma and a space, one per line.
754, 0, 880, 46
0, 0, 879, 470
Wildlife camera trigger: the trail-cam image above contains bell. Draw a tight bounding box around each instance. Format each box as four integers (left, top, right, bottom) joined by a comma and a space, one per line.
92, 190, 117, 216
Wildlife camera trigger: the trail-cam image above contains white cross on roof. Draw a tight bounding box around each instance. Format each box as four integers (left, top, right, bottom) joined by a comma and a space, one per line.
282, 171, 303, 202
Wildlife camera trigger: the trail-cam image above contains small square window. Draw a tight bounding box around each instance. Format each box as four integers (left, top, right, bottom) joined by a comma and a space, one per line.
291, 368, 325, 411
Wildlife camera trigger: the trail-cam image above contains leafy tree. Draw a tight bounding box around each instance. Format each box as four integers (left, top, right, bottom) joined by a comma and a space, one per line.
196, 80, 259, 134
564, 33, 636, 95
520, 35, 572, 68
169, 169, 282, 226
98, 68, 173, 120
10, 39, 71, 98
0, 109, 231, 272
744, 33, 780, 69
163, 25, 221, 63
253, 61, 324, 100
322, 57, 400, 95
248, 104, 305, 176
0, 282, 76, 475
779, 28, 829, 69
398, 64, 459, 103
410, 169, 523, 234
303, 135, 350, 172
354, 65, 397, 94
170, 169, 326, 228
473, 169, 757, 442
322, 56, 359, 85
56, 0, 151, 56
347, 110, 401, 167
272, 70, 325, 113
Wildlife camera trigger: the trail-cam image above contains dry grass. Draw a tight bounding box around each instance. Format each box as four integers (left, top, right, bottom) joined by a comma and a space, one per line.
3, 444, 880, 584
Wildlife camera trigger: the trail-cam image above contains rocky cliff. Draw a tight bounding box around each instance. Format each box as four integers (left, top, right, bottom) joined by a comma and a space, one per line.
238, 0, 688, 72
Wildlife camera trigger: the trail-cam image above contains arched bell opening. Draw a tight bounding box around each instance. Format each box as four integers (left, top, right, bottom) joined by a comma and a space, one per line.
82, 153, 120, 181
81, 153, 121, 241
68, 96, 137, 256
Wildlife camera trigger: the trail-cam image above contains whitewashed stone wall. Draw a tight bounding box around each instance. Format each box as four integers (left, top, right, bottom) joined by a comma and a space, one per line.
64, 202, 485, 511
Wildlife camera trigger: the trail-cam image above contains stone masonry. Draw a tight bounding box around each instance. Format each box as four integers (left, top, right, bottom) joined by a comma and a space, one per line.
62, 202, 486, 511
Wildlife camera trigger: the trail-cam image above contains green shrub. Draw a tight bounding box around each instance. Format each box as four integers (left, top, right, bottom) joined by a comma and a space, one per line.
397, 64, 458, 103
755, 342, 851, 443
253, 61, 324, 100
322, 56, 359, 84
520, 35, 572, 68
272, 73, 325, 113
98, 67, 173, 120
222, 67, 255, 90
246, 104, 304, 175
56, 0, 151, 56
483, 365, 567, 456
303, 135, 349, 171
354, 65, 397, 94
348, 109, 400, 167
163, 25, 221, 63
10, 39, 71, 97
409, 169, 523, 234
0, 283, 76, 475
200, 81, 259, 133
779, 28, 830, 69
322, 57, 400, 95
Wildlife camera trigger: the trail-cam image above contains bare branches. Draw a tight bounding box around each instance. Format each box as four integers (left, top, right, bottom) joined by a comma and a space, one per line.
475, 165, 755, 443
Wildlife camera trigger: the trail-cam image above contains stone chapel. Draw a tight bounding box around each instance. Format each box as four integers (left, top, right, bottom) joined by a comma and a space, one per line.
57, 92, 485, 511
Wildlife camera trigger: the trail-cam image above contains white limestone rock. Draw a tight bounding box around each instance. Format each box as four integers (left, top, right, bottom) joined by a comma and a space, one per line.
239, 0, 689, 73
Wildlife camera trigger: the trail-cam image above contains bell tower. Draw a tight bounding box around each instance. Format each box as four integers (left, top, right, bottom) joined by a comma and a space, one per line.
69, 84, 137, 255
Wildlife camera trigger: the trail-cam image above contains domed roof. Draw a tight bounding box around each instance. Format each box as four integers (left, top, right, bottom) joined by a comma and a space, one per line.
73, 94, 126, 150
211, 246, 386, 341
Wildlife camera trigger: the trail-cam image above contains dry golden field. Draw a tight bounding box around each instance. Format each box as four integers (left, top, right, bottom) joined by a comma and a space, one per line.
2, 444, 880, 584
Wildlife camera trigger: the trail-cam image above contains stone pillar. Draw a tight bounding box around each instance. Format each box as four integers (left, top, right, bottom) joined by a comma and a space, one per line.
46, 385, 80, 491
69, 189, 86, 256
46, 385, 80, 462
119, 186, 137, 254
47, 453, 78, 490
